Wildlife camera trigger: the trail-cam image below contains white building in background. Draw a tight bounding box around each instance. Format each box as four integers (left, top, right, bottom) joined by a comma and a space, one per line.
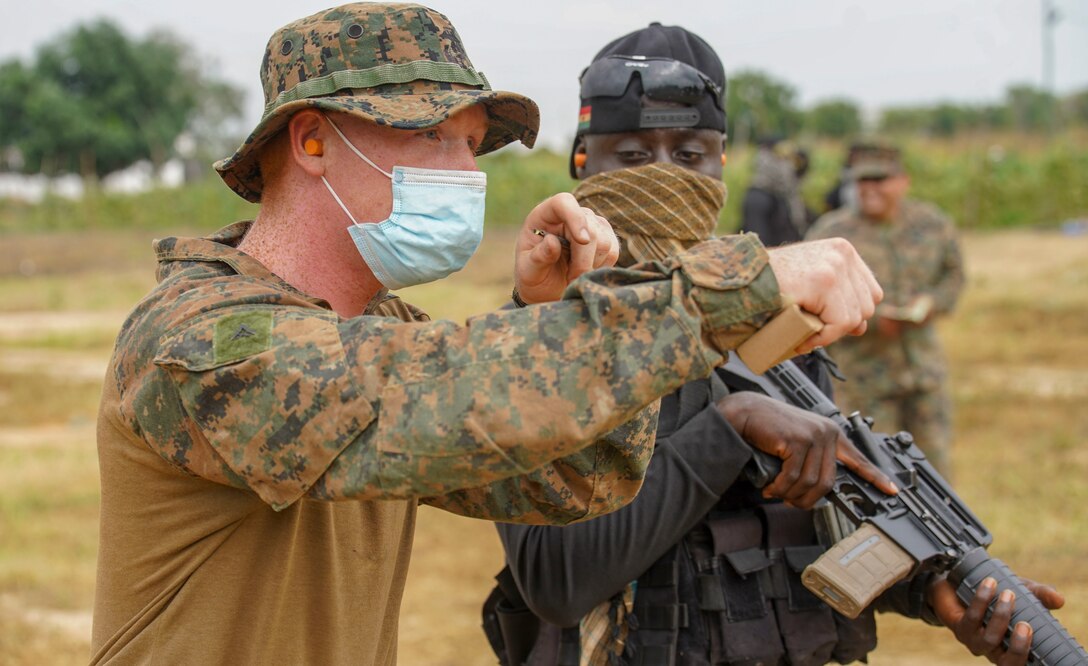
0, 158, 187, 202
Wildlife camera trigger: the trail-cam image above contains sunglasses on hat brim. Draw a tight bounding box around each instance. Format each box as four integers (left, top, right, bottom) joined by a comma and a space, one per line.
579, 55, 723, 107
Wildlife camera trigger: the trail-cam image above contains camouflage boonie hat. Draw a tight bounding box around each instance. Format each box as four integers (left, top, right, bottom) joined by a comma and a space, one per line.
214, 3, 540, 202
849, 142, 903, 180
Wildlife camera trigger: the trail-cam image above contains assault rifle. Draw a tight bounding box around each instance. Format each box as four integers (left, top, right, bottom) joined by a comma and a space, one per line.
720, 352, 1088, 666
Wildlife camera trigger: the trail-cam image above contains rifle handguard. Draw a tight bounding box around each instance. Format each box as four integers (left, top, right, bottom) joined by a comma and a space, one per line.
801, 523, 915, 619
949, 548, 1088, 665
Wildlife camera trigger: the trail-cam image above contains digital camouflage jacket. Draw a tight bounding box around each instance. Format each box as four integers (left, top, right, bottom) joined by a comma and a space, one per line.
808, 200, 964, 397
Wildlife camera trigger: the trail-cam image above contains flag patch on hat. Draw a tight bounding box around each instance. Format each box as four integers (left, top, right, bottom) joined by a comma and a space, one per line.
578, 105, 592, 132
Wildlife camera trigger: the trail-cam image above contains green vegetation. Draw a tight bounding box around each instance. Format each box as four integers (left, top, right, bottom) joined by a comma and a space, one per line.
900, 135, 1088, 229
0, 20, 243, 181
477, 149, 575, 229
727, 69, 805, 143
2, 131, 1084, 237
880, 85, 1078, 136
720, 68, 1087, 140
0, 180, 258, 234
804, 98, 863, 139
0, 21, 1081, 236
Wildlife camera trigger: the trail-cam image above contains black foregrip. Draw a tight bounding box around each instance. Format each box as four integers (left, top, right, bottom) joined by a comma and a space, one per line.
950, 548, 1088, 665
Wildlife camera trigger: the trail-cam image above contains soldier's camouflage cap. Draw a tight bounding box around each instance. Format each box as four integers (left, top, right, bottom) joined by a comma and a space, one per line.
214, 2, 540, 202
849, 142, 903, 179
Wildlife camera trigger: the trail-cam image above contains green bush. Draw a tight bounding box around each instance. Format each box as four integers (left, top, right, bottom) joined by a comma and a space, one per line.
901, 136, 1088, 228
478, 148, 574, 227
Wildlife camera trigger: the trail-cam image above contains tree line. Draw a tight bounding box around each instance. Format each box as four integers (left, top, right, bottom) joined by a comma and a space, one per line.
0, 19, 242, 183
0, 19, 1085, 183
728, 69, 1088, 142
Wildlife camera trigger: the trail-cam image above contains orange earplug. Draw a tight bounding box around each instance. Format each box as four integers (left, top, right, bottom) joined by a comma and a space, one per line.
573, 153, 587, 168
721, 153, 728, 166
304, 139, 324, 156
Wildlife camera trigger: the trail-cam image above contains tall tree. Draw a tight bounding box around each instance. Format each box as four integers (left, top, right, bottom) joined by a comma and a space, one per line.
805, 98, 862, 138
0, 19, 243, 181
0, 61, 35, 171
726, 69, 803, 145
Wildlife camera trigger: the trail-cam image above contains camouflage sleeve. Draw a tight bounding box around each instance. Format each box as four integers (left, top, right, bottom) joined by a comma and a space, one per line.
420, 402, 660, 525
927, 216, 965, 315
308, 235, 780, 512
153, 236, 779, 512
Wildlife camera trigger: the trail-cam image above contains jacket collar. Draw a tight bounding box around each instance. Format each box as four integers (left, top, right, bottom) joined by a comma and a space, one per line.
153, 221, 332, 309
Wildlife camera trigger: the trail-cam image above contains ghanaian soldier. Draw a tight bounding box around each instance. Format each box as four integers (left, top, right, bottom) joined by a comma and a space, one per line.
807, 143, 965, 479
487, 22, 1061, 666
90, 4, 889, 663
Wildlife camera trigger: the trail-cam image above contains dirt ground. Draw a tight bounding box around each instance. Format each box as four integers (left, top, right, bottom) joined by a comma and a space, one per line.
0, 227, 1085, 664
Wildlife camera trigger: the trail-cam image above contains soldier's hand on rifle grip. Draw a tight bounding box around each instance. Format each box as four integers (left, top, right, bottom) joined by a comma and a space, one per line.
717, 392, 897, 508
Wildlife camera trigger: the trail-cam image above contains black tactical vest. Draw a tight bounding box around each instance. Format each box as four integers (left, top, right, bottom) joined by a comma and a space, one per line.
484, 496, 878, 666
621, 495, 878, 666
483, 359, 877, 665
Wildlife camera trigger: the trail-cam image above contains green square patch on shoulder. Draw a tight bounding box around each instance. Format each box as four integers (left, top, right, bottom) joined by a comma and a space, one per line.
214, 311, 273, 365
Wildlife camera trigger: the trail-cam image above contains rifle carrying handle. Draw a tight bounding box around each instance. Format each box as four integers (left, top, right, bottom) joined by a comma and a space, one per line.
950, 548, 1088, 665
800, 523, 915, 619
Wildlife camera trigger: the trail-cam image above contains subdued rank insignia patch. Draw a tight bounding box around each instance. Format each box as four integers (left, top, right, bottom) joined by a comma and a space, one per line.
214, 311, 273, 365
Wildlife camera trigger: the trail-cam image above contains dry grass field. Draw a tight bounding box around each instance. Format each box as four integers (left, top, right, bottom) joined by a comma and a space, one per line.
0, 225, 1085, 665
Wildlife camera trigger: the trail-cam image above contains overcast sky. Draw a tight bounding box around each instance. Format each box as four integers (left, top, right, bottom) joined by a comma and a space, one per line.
4, 0, 1088, 151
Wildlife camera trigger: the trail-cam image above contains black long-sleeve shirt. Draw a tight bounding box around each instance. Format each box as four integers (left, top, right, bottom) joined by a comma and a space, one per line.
497, 377, 751, 626
496, 362, 932, 629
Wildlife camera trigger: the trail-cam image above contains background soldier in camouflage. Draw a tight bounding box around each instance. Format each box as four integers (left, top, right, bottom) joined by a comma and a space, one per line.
91, 4, 885, 664
807, 144, 965, 478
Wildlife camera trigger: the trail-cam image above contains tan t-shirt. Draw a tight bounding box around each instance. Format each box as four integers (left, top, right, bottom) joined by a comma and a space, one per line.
93, 379, 414, 663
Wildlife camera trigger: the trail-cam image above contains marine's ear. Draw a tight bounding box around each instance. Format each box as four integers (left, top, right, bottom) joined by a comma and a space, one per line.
288, 109, 327, 177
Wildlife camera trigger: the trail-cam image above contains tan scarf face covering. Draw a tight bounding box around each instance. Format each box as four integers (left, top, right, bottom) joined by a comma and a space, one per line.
573, 163, 726, 663
572, 161, 727, 266
574, 162, 726, 666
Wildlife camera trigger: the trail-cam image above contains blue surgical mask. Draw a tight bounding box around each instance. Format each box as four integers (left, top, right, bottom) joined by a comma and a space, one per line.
320, 115, 487, 290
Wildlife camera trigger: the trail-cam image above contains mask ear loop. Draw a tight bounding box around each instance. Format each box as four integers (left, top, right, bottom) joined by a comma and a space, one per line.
321, 175, 361, 226
322, 114, 393, 179
319, 113, 395, 227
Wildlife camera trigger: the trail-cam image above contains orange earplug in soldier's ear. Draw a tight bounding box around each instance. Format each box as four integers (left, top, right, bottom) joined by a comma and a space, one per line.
304, 139, 324, 156
573, 153, 587, 168
721, 153, 728, 166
